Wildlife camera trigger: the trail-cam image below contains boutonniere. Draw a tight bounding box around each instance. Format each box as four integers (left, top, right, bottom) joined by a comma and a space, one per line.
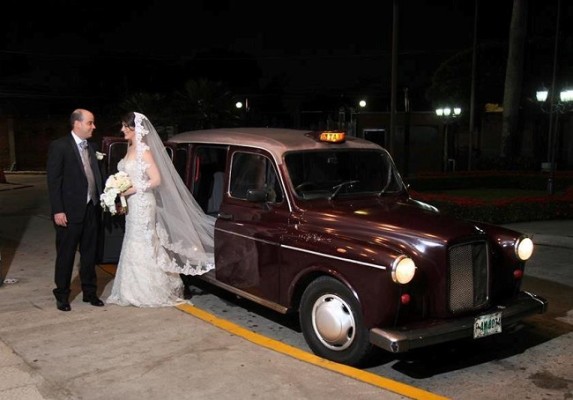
95, 151, 106, 160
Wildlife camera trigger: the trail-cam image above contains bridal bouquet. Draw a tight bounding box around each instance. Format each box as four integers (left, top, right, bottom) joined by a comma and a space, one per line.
100, 171, 132, 215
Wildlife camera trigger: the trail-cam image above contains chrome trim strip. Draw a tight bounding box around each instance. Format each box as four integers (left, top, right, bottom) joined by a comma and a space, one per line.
281, 244, 387, 270
214, 227, 387, 270
199, 273, 288, 314
215, 228, 277, 246
523, 290, 549, 307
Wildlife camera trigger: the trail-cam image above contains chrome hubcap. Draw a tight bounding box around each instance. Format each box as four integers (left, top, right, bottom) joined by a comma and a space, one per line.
311, 294, 355, 351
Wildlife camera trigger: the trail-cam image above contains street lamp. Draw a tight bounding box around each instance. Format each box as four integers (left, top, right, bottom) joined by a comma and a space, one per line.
349, 99, 367, 136
435, 106, 462, 172
536, 87, 573, 194
536, 89, 548, 103
235, 98, 250, 111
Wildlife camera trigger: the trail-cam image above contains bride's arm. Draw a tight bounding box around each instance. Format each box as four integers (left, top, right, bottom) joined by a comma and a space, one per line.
122, 150, 161, 196
142, 150, 161, 189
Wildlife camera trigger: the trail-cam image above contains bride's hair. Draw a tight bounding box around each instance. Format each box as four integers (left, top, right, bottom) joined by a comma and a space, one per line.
121, 112, 136, 129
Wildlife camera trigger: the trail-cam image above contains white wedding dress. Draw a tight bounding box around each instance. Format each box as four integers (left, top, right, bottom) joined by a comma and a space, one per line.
106, 158, 186, 307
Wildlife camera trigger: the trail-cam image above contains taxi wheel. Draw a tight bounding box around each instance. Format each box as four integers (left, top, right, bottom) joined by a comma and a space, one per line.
299, 276, 373, 366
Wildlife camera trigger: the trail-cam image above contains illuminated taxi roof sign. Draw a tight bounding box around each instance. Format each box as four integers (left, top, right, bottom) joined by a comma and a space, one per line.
318, 131, 346, 143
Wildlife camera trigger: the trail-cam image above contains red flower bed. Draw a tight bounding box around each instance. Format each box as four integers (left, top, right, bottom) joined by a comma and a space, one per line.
409, 189, 573, 224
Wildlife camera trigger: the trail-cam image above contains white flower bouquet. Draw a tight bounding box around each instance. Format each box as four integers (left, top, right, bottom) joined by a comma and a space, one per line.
100, 171, 132, 215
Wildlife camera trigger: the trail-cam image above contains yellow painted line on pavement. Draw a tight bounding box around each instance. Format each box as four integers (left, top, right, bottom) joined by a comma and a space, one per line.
176, 303, 448, 400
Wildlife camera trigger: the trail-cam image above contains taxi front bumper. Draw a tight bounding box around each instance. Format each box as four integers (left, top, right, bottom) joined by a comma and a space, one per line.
370, 291, 548, 353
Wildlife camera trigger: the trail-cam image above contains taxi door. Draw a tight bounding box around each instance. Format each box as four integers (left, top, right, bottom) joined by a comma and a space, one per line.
213, 148, 289, 305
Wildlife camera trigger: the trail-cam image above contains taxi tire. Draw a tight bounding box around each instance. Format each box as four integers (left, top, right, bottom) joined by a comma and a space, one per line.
299, 276, 373, 367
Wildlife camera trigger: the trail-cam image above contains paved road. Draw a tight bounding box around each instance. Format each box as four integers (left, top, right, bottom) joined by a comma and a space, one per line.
1, 173, 572, 400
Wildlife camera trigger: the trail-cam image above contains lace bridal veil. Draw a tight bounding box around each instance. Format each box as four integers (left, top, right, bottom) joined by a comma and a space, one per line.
132, 112, 215, 275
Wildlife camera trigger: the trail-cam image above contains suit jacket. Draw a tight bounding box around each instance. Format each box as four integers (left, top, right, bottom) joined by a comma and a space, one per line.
47, 134, 103, 223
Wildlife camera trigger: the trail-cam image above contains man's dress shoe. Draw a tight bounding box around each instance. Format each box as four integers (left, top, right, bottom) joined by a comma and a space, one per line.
56, 301, 71, 312
83, 296, 104, 307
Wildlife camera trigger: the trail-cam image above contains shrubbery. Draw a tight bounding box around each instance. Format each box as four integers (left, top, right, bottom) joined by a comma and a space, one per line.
410, 188, 573, 224
407, 172, 573, 224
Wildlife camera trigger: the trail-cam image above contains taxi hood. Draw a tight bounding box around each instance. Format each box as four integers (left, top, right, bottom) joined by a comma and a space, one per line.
299, 196, 485, 249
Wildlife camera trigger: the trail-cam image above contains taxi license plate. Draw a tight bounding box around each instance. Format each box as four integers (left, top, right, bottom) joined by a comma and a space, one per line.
473, 312, 502, 339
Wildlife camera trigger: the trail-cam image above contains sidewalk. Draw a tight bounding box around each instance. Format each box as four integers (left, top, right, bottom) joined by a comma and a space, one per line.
505, 220, 573, 248
0, 339, 51, 400
0, 171, 42, 192
0, 173, 410, 400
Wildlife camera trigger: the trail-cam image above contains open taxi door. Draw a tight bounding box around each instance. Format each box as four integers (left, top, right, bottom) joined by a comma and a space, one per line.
96, 137, 185, 264
97, 137, 128, 264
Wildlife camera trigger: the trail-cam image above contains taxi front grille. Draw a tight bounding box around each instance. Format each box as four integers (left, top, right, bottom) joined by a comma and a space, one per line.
448, 241, 489, 314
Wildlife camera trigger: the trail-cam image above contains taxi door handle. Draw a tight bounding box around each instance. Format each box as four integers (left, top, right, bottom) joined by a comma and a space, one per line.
218, 212, 233, 220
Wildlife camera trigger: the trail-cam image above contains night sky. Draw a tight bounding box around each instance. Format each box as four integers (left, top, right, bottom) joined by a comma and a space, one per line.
0, 0, 570, 116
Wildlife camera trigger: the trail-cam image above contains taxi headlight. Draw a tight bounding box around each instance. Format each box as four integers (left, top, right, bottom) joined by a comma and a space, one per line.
515, 236, 534, 261
391, 255, 416, 284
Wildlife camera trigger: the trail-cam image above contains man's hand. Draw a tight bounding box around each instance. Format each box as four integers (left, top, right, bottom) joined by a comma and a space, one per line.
54, 212, 67, 227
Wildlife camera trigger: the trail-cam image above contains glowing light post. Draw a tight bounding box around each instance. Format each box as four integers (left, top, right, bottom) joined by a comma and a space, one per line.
235, 98, 250, 124
435, 107, 461, 172
536, 88, 573, 194
235, 98, 249, 112
349, 99, 367, 137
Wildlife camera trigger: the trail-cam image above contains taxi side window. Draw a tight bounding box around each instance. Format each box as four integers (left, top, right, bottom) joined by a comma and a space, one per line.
230, 152, 283, 203
192, 145, 227, 215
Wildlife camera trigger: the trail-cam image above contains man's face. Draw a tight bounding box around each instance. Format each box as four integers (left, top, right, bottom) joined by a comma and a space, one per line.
74, 111, 96, 140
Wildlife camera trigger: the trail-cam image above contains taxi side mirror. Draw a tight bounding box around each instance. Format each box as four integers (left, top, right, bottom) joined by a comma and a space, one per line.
246, 189, 268, 203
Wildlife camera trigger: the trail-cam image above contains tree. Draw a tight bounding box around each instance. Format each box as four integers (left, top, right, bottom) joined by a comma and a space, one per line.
174, 78, 240, 130
501, 0, 528, 159
118, 79, 241, 134
119, 92, 172, 126
426, 43, 507, 114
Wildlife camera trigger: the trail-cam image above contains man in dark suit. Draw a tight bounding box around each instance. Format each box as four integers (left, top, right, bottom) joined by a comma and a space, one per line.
47, 109, 104, 311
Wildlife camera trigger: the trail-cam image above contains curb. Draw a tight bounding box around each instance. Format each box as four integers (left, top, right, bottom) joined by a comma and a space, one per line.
0, 183, 33, 192
3, 171, 46, 175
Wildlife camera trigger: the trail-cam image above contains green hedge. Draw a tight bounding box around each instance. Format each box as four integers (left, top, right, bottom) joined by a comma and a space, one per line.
410, 195, 573, 224
406, 171, 573, 192
407, 172, 573, 224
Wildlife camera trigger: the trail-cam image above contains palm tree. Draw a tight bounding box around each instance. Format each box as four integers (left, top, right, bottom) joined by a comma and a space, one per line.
119, 92, 172, 127
501, 0, 528, 160
173, 78, 240, 130
118, 78, 241, 135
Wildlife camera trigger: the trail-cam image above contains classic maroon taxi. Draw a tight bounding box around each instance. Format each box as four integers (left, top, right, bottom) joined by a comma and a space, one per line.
101, 127, 548, 367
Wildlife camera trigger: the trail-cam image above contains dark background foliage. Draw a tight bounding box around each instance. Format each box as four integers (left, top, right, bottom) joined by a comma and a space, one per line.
409, 172, 573, 223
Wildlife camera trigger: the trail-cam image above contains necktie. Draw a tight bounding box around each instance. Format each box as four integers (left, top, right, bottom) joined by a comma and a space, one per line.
80, 141, 98, 204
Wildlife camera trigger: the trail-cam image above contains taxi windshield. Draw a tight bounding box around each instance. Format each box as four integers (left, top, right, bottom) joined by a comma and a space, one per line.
285, 149, 404, 199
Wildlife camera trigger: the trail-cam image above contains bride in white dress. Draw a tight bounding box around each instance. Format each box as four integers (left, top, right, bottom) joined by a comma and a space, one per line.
106, 112, 215, 307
